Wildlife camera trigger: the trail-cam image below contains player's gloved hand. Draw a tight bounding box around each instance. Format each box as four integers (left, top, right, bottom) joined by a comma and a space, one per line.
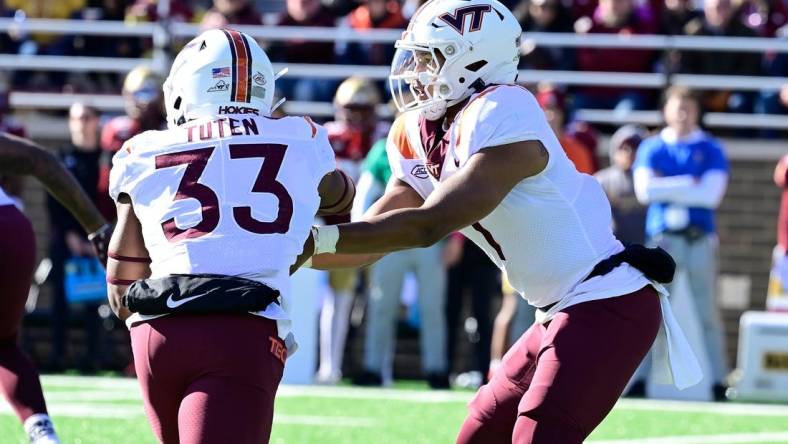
88, 224, 113, 268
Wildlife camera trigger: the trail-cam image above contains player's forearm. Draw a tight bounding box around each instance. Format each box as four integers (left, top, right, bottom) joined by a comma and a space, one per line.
311, 252, 384, 270
0, 133, 107, 232
334, 206, 451, 255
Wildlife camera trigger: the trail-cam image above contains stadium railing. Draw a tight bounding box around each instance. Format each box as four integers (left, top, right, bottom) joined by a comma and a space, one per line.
0, 18, 786, 134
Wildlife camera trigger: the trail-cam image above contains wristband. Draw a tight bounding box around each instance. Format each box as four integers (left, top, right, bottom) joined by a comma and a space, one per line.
311, 225, 339, 255
302, 257, 313, 268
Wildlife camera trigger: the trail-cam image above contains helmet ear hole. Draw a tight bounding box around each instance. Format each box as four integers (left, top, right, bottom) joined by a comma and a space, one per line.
173, 97, 181, 110
465, 60, 488, 72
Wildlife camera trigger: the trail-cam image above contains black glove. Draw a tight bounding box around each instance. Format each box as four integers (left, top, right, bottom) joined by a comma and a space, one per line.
87, 224, 113, 269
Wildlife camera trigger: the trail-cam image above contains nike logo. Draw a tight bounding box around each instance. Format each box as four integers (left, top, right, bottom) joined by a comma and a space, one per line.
166, 293, 203, 309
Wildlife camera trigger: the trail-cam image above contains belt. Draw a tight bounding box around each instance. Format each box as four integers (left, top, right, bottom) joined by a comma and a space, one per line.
537, 244, 676, 311
662, 226, 708, 242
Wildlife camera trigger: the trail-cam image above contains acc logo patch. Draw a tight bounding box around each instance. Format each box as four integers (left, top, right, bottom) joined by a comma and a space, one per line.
253, 71, 266, 86
208, 80, 230, 92
411, 164, 429, 179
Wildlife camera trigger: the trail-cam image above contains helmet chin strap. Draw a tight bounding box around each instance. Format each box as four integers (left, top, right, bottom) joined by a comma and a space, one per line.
420, 101, 447, 120
421, 77, 486, 121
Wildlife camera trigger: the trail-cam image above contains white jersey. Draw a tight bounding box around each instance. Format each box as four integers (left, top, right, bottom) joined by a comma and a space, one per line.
388, 84, 652, 308
387, 85, 702, 390
109, 113, 336, 341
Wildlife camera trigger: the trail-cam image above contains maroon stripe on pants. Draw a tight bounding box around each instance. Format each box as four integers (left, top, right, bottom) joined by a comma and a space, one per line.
457, 286, 661, 444
131, 314, 284, 444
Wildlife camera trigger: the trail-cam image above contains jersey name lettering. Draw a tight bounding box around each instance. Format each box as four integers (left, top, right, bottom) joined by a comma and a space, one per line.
186, 118, 260, 142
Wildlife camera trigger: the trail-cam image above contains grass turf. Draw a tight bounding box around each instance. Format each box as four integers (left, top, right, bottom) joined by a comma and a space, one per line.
0, 376, 786, 443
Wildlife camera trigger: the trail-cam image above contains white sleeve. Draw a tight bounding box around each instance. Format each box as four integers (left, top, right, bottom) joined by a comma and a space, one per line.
634, 168, 728, 209
314, 125, 337, 179
108, 146, 132, 202
458, 85, 545, 159
384, 115, 421, 191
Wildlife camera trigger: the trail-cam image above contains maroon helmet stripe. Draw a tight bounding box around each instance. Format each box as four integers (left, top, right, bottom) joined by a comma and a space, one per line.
221, 29, 239, 101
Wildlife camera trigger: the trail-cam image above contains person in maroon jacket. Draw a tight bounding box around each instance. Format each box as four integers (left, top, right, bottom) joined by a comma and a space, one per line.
200, 0, 263, 29
572, 0, 658, 114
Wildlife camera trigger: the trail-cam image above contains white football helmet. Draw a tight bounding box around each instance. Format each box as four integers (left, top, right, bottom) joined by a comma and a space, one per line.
390, 0, 522, 120
163, 28, 278, 128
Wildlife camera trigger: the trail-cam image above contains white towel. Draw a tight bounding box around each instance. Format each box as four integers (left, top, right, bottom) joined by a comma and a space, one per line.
652, 292, 704, 389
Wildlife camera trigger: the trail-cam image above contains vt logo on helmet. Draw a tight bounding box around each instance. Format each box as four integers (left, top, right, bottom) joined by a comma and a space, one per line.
438, 4, 492, 35
389, 0, 522, 120
163, 28, 284, 129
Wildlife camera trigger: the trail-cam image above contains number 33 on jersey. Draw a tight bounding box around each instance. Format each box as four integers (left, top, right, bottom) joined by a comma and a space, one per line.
108, 114, 335, 279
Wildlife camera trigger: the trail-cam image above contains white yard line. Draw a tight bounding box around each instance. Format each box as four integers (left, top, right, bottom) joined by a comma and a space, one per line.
277, 384, 474, 403
0, 401, 375, 428
589, 431, 788, 444
615, 399, 788, 417
273, 415, 377, 427
0, 402, 143, 418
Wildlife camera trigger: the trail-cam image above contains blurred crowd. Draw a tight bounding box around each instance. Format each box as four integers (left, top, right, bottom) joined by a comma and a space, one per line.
0, 0, 786, 119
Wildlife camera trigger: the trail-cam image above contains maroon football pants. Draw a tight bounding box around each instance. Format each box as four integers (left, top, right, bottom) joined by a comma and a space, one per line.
0, 204, 49, 422
131, 314, 285, 444
457, 286, 661, 444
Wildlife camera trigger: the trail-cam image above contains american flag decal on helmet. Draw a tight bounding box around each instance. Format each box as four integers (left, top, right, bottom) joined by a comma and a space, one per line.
221, 29, 253, 103
212, 67, 230, 78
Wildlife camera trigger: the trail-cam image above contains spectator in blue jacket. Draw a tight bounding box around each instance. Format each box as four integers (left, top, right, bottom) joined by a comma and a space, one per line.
632, 86, 730, 401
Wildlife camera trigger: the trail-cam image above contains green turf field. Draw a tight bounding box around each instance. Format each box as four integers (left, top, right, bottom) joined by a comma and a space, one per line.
1, 376, 788, 443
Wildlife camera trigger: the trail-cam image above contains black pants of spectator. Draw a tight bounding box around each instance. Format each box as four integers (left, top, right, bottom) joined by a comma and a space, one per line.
48, 243, 69, 372
48, 244, 106, 373
445, 242, 500, 380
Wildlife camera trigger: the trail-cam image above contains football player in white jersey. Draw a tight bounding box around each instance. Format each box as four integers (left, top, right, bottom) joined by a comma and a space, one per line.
303, 1, 701, 443
104, 29, 354, 443
0, 132, 109, 444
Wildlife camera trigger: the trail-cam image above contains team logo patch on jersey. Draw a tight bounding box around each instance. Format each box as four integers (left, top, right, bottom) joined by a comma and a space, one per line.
411, 164, 429, 179
207, 80, 230, 92
253, 71, 266, 86
212, 67, 231, 78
